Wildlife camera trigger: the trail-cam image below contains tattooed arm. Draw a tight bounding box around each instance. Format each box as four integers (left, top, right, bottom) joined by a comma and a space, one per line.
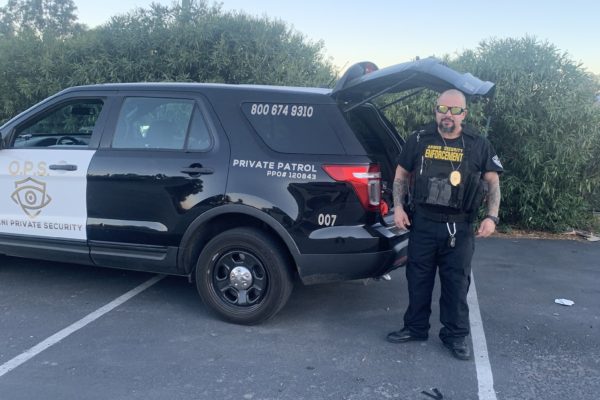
393, 165, 411, 230
477, 171, 501, 237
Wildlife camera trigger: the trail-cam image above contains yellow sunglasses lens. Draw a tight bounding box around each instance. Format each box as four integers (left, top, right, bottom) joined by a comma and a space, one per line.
436, 105, 465, 115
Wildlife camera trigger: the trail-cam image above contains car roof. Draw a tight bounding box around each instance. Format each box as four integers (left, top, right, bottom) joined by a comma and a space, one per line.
61, 82, 333, 96
44, 58, 494, 108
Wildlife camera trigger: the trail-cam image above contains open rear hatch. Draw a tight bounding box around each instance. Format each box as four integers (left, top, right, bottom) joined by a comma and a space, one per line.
331, 57, 495, 108
332, 57, 495, 217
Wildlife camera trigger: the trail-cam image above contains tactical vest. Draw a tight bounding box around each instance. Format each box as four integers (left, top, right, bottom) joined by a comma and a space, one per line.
410, 129, 485, 215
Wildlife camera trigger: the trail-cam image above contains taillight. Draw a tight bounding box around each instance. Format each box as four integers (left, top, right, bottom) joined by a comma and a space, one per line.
322, 164, 381, 212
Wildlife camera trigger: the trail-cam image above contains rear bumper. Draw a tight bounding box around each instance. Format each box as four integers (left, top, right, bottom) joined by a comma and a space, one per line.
296, 215, 408, 284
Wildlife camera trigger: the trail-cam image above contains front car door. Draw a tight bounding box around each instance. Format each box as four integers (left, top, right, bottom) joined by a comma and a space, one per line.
0, 92, 113, 263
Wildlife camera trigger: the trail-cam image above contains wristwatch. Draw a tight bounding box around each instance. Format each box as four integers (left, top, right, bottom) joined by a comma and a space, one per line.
485, 215, 500, 225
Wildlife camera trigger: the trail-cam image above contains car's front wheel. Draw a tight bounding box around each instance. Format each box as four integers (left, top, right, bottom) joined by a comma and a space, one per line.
195, 227, 293, 324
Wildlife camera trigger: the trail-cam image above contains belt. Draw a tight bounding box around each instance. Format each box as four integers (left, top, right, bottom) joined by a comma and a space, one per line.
416, 206, 471, 223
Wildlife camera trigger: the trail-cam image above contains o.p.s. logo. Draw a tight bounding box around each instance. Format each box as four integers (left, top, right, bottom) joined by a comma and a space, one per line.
11, 177, 52, 219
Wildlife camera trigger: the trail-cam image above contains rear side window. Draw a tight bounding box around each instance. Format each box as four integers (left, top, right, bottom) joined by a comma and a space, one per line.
241, 102, 347, 154
187, 108, 213, 151
112, 97, 194, 150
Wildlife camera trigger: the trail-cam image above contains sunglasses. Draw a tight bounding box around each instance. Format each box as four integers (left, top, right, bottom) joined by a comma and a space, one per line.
435, 105, 467, 115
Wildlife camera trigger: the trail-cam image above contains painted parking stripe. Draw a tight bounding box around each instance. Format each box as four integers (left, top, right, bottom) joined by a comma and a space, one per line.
0, 275, 165, 378
468, 272, 498, 400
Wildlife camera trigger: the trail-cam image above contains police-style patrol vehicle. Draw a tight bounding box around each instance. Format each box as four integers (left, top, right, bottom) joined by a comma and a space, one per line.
0, 58, 493, 324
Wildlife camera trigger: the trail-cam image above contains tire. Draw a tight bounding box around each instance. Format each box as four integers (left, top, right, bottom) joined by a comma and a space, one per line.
195, 227, 293, 325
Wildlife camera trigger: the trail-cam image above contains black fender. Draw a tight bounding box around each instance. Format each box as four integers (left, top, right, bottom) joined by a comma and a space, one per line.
177, 204, 301, 275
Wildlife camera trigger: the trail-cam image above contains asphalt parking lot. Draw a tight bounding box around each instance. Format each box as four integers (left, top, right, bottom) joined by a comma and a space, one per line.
1, 238, 599, 400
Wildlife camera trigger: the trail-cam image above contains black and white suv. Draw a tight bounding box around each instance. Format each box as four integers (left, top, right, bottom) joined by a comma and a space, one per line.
0, 58, 493, 324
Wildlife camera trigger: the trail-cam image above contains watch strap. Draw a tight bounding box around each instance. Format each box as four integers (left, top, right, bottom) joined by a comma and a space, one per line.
485, 215, 499, 225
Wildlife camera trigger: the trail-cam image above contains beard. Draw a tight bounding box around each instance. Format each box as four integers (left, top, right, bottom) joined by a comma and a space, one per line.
438, 118, 455, 133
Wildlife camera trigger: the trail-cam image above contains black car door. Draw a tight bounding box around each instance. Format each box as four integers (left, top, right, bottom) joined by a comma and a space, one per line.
86, 91, 230, 274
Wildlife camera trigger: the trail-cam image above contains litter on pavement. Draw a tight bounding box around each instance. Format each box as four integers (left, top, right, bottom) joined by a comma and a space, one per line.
554, 298, 575, 306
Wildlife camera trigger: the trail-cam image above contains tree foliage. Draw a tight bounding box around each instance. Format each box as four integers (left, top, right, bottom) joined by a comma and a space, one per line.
0, 0, 82, 38
454, 37, 600, 231
0, 0, 84, 117
76, 1, 333, 86
381, 38, 600, 231
0, 0, 335, 123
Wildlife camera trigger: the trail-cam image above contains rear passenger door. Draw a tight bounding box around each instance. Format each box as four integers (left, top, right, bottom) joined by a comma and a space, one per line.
86, 93, 229, 273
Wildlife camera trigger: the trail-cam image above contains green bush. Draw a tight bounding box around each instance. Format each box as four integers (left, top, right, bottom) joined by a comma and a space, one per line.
0, 0, 335, 124
381, 38, 600, 231
455, 37, 600, 231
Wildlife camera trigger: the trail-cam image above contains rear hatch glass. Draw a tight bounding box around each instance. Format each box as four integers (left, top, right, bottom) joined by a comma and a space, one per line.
241, 102, 365, 155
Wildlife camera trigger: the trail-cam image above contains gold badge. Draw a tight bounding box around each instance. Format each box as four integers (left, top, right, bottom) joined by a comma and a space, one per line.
449, 170, 461, 186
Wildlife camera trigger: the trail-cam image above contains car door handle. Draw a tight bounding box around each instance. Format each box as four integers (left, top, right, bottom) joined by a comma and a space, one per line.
181, 167, 214, 175
49, 164, 78, 171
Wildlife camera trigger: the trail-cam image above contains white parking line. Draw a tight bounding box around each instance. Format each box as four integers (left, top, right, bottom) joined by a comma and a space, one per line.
468, 272, 498, 400
0, 275, 165, 378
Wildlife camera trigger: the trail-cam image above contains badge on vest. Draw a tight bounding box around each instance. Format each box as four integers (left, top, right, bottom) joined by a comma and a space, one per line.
449, 170, 461, 186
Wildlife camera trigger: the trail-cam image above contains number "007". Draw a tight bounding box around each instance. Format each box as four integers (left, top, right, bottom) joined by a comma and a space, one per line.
317, 213, 337, 226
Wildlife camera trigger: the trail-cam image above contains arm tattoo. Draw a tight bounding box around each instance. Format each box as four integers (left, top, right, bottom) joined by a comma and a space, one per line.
393, 177, 409, 208
486, 179, 501, 216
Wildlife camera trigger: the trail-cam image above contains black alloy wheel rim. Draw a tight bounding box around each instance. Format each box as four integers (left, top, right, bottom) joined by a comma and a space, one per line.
211, 249, 268, 307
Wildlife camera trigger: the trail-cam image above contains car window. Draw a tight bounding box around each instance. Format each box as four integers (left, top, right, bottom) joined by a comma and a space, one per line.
12, 99, 103, 148
186, 107, 213, 151
241, 102, 347, 155
112, 97, 194, 150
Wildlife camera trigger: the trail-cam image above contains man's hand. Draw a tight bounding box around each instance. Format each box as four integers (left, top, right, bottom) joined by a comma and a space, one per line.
394, 207, 411, 230
476, 218, 496, 237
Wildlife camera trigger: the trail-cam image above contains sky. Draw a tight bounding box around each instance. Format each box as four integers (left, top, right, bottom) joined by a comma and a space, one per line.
9, 0, 600, 75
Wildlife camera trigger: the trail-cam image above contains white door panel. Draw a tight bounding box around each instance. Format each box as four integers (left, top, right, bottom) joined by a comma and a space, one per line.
0, 149, 95, 240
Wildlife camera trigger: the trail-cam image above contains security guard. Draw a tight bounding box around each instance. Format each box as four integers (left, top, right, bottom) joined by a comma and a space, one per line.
387, 89, 503, 360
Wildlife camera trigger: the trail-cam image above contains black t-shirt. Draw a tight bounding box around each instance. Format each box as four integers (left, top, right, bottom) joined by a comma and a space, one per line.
397, 124, 503, 175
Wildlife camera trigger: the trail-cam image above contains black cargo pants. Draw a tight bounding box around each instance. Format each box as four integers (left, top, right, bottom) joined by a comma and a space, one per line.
402, 211, 474, 344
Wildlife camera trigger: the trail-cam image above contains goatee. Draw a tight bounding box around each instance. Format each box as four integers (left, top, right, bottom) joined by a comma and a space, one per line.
438, 119, 455, 134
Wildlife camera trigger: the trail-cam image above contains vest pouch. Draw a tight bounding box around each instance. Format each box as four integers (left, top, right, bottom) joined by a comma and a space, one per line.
424, 177, 453, 207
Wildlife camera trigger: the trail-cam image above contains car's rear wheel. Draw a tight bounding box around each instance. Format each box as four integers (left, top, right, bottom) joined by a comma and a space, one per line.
195, 227, 293, 324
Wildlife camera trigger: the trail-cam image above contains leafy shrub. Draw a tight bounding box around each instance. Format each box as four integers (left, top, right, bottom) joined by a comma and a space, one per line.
455, 37, 600, 231
382, 38, 600, 231
0, 0, 335, 124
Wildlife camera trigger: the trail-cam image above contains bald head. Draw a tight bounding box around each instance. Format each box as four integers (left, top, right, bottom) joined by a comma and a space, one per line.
435, 89, 467, 138
437, 89, 466, 107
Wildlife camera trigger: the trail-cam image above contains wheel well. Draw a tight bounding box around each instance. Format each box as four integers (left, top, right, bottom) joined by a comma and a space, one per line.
181, 213, 297, 278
